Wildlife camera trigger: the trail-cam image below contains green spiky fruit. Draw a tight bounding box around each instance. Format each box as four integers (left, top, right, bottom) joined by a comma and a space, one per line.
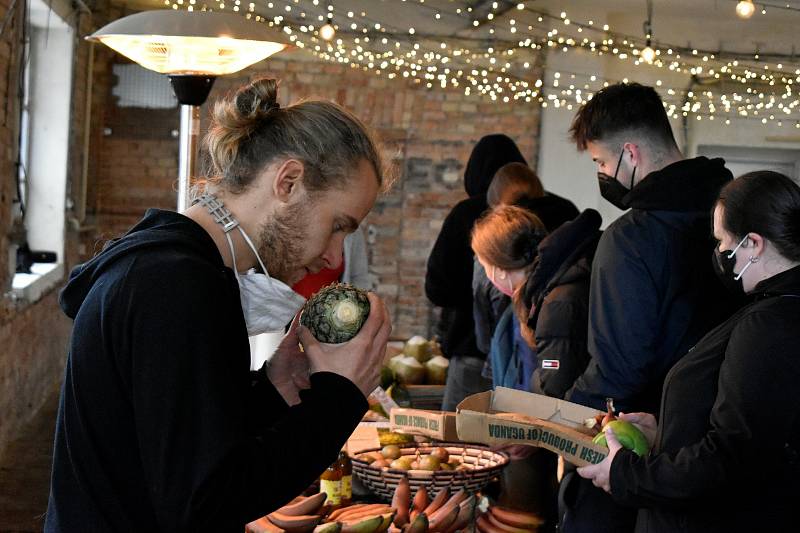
300, 283, 370, 344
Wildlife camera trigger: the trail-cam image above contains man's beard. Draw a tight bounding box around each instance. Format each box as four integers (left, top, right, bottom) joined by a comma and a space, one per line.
256, 199, 308, 284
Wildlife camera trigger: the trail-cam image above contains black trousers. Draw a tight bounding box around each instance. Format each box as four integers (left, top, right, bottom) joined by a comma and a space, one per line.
559, 468, 637, 533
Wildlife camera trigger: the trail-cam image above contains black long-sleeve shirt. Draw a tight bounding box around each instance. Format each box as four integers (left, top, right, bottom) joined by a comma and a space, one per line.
609, 265, 800, 533
46, 209, 367, 532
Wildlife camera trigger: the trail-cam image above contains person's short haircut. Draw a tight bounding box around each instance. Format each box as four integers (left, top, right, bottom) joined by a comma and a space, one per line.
487, 162, 545, 207
569, 82, 677, 152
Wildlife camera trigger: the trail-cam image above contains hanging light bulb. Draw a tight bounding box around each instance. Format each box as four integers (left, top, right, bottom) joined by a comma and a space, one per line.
641, 1, 655, 64
641, 40, 656, 63
319, 17, 336, 40
736, 0, 756, 19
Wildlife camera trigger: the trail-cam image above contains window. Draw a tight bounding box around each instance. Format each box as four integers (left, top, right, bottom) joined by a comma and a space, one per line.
10, 0, 74, 302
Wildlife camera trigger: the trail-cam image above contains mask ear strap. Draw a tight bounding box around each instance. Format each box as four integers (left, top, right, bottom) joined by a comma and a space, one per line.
225, 233, 241, 281
727, 234, 750, 259
734, 258, 754, 281
237, 226, 271, 279
613, 148, 625, 179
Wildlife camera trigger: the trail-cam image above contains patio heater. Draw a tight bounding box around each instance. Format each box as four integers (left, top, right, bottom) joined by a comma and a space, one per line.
87, 10, 288, 211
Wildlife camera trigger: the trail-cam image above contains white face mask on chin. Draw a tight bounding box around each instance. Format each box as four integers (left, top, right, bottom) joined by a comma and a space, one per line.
198, 193, 306, 336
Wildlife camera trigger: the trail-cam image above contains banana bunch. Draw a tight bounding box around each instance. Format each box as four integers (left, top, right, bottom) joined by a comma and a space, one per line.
246, 493, 395, 533
475, 506, 544, 533
324, 504, 395, 533
246, 493, 328, 533
388, 477, 476, 533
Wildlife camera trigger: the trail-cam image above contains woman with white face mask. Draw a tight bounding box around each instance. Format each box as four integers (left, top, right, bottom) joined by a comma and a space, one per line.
578, 171, 800, 533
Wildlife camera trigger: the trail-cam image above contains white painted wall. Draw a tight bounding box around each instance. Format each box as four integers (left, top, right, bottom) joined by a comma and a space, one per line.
25, 14, 75, 261
533, 3, 800, 229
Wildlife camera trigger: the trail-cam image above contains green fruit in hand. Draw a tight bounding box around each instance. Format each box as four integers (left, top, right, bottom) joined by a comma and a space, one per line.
300, 283, 370, 344
592, 420, 650, 456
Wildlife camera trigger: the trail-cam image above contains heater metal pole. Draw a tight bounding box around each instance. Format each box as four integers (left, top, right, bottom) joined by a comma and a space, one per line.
177, 104, 200, 212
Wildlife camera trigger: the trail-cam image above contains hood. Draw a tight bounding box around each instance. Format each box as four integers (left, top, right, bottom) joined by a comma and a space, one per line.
464, 134, 527, 197
525, 208, 602, 307
514, 193, 580, 233
625, 156, 733, 212
59, 209, 218, 319
754, 264, 800, 299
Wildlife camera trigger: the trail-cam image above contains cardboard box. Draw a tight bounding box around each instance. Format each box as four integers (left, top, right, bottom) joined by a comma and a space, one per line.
456, 387, 609, 467
346, 422, 383, 455
389, 408, 459, 441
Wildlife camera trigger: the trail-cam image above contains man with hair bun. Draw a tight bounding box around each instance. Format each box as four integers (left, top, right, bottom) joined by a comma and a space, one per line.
46, 78, 391, 532
559, 82, 740, 532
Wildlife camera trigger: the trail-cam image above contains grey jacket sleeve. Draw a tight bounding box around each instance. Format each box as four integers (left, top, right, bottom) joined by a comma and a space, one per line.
342, 228, 371, 290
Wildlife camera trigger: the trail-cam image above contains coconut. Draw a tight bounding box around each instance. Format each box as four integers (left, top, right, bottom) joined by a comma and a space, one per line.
390, 355, 426, 385
424, 355, 449, 385
403, 335, 432, 363
300, 283, 370, 344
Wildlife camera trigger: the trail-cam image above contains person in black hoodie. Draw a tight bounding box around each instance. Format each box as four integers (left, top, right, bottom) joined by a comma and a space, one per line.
46, 79, 392, 533
473, 163, 580, 360
578, 171, 800, 533
425, 134, 527, 410
559, 82, 740, 533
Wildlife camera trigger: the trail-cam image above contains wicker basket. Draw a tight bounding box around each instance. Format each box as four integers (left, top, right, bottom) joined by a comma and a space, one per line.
352, 443, 509, 501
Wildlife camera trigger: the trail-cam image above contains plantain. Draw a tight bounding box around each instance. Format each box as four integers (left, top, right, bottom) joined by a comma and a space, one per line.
392, 477, 411, 528
487, 507, 543, 530
422, 488, 449, 517
279, 493, 329, 517
340, 515, 385, 533
267, 512, 323, 533
314, 523, 343, 533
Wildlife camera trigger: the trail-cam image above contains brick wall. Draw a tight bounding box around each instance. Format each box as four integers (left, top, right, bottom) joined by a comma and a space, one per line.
0, 0, 118, 456
90, 53, 542, 339
0, 4, 542, 456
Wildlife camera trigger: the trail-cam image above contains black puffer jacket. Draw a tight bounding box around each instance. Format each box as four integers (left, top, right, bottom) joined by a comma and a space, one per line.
610, 265, 800, 533
426, 134, 526, 359
566, 157, 741, 414
527, 209, 602, 398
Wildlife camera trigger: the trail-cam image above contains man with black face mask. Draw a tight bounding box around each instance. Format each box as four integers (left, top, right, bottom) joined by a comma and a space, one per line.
557, 83, 742, 533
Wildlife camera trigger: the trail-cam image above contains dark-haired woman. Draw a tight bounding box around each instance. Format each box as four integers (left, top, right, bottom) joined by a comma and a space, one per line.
579, 171, 800, 533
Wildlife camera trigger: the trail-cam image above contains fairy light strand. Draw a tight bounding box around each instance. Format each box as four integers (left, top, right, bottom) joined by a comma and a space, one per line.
170, 1, 800, 127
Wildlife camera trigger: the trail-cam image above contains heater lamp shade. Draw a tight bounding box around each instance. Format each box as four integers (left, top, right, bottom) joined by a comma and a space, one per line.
87, 10, 288, 75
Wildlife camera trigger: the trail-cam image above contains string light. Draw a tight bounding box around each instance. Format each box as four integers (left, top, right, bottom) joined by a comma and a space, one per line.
171, 1, 800, 127
319, 19, 335, 40
736, 1, 756, 19
641, 0, 655, 64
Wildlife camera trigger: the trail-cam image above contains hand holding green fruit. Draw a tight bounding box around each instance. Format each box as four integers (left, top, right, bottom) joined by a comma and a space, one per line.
592, 420, 650, 456
300, 284, 370, 344
298, 292, 392, 397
